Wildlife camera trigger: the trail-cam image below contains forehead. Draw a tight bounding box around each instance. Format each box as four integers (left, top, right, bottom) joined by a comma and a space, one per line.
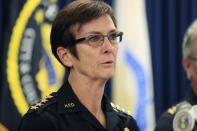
71, 15, 116, 36
190, 38, 197, 55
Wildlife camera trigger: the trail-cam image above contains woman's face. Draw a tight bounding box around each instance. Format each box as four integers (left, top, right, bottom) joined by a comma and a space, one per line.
69, 14, 118, 81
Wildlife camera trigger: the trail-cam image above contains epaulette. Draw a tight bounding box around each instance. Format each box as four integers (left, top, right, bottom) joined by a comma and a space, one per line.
167, 106, 176, 115
28, 93, 56, 113
110, 102, 132, 116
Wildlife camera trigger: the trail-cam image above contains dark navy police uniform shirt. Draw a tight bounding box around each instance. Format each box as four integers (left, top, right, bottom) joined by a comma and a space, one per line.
154, 88, 197, 131
18, 81, 139, 131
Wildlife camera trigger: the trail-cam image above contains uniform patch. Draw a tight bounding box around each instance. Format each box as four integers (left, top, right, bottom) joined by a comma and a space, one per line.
173, 110, 194, 131
65, 102, 75, 108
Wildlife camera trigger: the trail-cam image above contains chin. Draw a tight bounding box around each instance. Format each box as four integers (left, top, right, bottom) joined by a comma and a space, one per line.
96, 68, 115, 79
102, 72, 114, 79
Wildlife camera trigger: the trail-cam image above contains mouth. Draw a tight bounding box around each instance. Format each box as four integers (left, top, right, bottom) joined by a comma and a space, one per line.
101, 60, 114, 65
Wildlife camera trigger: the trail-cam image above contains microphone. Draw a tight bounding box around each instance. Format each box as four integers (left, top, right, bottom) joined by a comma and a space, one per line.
173, 101, 197, 131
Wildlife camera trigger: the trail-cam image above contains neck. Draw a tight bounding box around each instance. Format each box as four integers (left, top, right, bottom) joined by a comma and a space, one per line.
68, 71, 107, 127
192, 85, 197, 96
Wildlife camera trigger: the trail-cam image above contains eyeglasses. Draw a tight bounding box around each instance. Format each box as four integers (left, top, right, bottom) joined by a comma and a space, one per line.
188, 56, 197, 61
75, 31, 123, 47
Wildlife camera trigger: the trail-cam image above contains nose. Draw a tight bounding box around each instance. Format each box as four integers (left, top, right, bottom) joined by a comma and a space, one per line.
101, 37, 115, 54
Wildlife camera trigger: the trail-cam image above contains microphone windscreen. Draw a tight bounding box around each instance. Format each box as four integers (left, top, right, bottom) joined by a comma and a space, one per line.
173, 101, 194, 131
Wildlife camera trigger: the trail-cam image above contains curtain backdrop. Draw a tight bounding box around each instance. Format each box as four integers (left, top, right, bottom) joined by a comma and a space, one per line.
113, 1, 155, 130
146, 0, 197, 121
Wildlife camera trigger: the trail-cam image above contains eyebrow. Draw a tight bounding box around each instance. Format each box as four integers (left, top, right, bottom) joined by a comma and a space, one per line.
85, 29, 117, 35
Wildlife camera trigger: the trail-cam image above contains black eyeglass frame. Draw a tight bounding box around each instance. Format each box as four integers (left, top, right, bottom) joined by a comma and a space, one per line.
74, 31, 123, 47
188, 56, 197, 61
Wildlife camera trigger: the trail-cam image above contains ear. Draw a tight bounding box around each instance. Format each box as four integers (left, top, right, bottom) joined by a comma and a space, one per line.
182, 57, 192, 79
56, 47, 73, 67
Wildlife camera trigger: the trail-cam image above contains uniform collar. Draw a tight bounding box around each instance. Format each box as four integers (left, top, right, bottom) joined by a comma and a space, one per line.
56, 80, 83, 114
102, 95, 122, 130
56, 80, 116, 114
56, 80, 121, 129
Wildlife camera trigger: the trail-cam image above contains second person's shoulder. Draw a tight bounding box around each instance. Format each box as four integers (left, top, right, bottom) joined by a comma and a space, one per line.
154, 106, 176, 131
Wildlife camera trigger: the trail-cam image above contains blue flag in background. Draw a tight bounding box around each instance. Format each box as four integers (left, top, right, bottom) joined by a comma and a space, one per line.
113, 0, 155, 131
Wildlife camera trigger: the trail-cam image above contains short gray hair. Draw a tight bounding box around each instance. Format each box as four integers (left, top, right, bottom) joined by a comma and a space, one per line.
182, 20, 197, 58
